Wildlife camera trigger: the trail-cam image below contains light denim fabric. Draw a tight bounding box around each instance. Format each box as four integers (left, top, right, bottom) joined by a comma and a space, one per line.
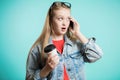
26, 36, 103, 80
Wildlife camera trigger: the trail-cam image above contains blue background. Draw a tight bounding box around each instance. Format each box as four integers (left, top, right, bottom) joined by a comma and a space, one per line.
0, 0, 120, 80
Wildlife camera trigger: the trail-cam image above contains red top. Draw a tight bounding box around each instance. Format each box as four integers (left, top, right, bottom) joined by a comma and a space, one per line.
52, 39, 69, 80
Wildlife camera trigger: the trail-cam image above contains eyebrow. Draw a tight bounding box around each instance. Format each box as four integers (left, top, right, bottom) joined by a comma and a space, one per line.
55, 15, 71, 18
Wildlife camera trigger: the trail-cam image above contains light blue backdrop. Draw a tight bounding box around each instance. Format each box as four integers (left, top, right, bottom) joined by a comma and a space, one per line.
0, 0, 120, 80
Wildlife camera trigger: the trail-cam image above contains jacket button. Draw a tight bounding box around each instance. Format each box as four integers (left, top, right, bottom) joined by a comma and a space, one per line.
68, 68, 71, 71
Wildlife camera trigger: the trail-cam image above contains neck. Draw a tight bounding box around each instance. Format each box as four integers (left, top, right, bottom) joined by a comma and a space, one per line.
52, 34, 64, 40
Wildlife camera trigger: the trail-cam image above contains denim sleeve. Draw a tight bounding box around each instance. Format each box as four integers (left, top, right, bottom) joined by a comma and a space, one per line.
26, 45, 47, 80
80, 37, 103, 63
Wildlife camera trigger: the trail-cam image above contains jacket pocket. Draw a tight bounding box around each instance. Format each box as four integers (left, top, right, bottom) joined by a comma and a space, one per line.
69, 51, 84, 73
69, 51, 84, 65
69, 51, 82, 59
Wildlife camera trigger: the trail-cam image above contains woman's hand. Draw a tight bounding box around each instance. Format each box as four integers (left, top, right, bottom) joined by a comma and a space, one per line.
69, 17, 88, 44
40, 53, 59, 78
45, 53, 59, 71
69, 17, 81, 37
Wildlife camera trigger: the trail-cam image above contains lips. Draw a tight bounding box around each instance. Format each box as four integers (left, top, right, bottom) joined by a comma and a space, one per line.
62, 27, 66, 29
62, 27, 66, 30
61, 27, 66, 32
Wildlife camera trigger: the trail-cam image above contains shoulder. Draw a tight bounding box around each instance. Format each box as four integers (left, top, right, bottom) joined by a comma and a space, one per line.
29, 43, 42, 56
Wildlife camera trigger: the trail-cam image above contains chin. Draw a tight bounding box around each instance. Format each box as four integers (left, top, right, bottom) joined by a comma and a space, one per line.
58, 31, 67, 35
60, 32, 66, 35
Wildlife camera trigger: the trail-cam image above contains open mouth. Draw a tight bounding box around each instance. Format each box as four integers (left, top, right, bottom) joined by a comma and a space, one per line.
62, 28, 66, 30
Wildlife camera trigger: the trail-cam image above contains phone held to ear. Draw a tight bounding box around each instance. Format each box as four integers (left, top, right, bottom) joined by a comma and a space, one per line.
70, 21, 74, 29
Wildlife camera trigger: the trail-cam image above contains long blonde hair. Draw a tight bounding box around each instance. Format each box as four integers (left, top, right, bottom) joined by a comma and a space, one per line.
31, 1, 77, 62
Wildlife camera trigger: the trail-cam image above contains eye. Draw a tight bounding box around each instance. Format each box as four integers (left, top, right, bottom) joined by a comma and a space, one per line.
58, 17, 63, 21
67, 17, 71, 21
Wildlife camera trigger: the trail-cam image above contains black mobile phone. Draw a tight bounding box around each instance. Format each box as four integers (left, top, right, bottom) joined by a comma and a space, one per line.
70, 21, 74, 29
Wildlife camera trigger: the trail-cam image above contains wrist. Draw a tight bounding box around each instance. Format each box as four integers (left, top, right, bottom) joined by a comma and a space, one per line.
76, 32, 88, 44
40, 65, 51, 78
75, 31, 81, 39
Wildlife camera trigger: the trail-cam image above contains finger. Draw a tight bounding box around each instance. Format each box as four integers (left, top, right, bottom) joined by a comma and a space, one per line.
47, 52, 53, 57
48, 58, 59, 70
47, 53, 56, 61
50, 55, 59, 65
70, 17, 79, 26
55, 57, 59, 64
70, 17, 77, 23
48, 62, 55, 69
47, 54, 52, 62
50, 55, 58, 63
53, 56, 59, 65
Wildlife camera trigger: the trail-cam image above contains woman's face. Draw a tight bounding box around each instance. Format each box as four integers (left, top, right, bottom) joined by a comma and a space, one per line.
51, 8, 71, 36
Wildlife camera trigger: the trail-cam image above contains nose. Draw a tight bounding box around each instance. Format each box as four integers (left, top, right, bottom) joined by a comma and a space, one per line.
62, 19, 69, 26
62, 22, 66, 26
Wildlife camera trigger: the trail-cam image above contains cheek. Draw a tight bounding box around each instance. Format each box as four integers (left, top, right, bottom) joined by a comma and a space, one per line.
67, 22, 70, 27
52, 21, 61, 29
52, 23, 59, 32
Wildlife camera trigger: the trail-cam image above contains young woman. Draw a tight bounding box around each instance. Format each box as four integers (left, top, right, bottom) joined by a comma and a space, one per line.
26, 1, 103, 80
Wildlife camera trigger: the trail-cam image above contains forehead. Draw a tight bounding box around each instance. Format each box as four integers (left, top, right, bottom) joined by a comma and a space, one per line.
53, 8, 70, 17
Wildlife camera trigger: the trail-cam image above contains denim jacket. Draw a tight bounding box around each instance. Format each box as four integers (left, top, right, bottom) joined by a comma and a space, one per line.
26, 36, 103, 80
